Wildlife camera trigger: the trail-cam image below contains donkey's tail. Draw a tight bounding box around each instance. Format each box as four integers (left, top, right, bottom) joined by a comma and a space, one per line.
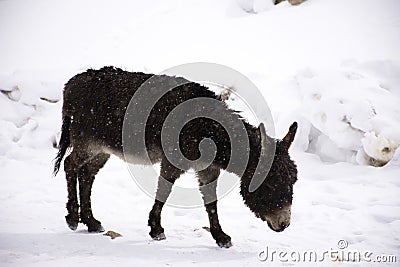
53, 116, 71, 176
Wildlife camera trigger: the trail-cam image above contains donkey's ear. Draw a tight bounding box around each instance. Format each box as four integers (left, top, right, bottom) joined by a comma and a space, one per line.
258, 122, 273, 150
259, 123, 267, 142
282, 122, 298, 148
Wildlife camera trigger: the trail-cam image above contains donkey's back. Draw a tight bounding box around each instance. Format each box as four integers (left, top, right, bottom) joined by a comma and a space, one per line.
62, 67, 152, 154
60, 66, 219, 161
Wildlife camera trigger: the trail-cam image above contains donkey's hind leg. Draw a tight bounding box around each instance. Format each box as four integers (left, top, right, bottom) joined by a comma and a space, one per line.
78, 153, 110, 232
64, 149, 98, 230
64, 153, 80, 230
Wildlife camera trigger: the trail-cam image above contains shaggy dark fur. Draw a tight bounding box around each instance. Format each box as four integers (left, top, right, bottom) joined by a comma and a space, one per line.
54, 66, 298, 248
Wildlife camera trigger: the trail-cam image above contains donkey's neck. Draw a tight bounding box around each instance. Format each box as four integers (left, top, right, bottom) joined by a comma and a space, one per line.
221, 121, 262, 180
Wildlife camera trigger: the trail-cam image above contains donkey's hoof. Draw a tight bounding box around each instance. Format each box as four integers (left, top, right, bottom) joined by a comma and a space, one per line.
150, 228, 166, 240
88, 224, 105, 233
65, 214, 79, 231
216, 235, 232, 248
67, 222, 78, 231
149, 226, 166, 241
82, 216, 104, 233
218, 240, 232, 248
151, 232, 166, 241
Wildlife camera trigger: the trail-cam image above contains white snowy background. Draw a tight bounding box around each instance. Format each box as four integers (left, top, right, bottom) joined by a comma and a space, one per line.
0, 0, 399, 266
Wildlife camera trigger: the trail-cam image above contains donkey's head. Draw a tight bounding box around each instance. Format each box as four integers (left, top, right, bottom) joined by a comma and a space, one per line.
241, 122, 298, 232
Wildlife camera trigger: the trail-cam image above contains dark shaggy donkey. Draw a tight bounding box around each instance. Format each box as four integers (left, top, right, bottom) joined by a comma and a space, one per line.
54, 66, 298, 248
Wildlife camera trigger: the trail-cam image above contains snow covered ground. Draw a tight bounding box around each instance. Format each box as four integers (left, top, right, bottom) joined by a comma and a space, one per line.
0, 0, 399, 266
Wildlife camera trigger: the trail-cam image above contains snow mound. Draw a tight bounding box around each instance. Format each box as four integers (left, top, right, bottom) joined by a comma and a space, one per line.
0, 70, 63, 160
294, 60, 400, 166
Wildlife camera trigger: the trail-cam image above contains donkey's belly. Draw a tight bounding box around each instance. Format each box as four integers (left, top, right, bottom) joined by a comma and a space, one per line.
103, 146, 162, 165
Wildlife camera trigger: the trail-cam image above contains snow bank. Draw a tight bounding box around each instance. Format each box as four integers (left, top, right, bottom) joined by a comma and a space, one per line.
291, 60, 400, 166
0, 70, 64, 161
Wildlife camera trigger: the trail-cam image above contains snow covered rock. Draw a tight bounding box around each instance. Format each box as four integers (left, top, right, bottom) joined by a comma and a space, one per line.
360, 132, 400, 166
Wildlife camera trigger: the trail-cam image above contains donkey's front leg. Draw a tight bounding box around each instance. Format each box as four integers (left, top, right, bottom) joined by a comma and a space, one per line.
204, 201, 232, 248
148, 159, 183, 240
197, 166, 232, 248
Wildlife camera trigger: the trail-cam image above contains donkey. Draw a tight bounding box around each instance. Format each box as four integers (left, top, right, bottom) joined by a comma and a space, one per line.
53, 66, 298, 248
